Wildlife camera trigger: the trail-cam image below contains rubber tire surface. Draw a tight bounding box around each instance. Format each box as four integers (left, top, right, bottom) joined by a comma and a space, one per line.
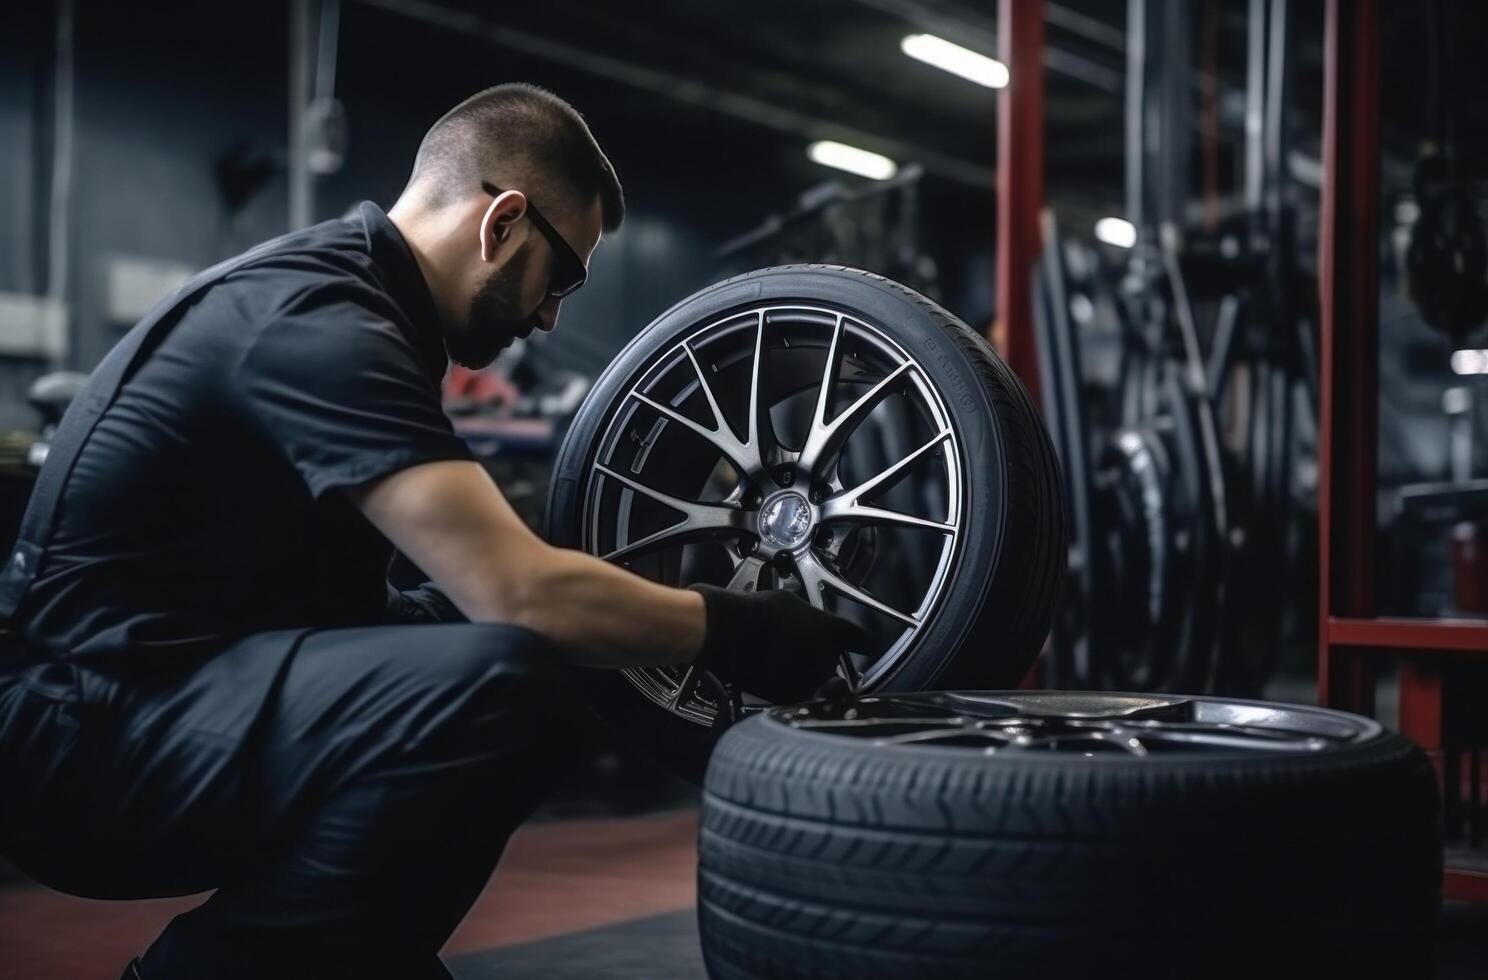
699, 698, 1442, 979
546, 266, 1065, 782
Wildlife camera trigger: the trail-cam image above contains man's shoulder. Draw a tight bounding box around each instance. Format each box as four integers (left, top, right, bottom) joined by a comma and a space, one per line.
221, 224, 383, 313
186, 247, 399, 360
184, 208, 440, 380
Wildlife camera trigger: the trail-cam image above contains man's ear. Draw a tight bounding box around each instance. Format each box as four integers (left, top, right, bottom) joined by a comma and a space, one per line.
479, 190, 528, 262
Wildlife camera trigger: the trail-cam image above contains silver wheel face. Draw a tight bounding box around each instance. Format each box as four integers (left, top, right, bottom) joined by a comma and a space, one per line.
581, 305, 967, 725
775, 692, 1381, 756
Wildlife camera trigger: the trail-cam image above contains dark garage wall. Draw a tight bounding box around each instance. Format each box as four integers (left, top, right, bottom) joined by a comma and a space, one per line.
0, 3, 289, 427
65, 3, 291, 373
0, 7, 67, 429
0, 0, 810, 432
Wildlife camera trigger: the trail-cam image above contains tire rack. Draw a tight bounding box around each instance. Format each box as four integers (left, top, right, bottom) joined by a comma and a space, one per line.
1317, 0, 1488, 903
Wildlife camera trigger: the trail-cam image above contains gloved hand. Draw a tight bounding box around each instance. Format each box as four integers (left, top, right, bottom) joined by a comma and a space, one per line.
689, 584, 871, 704
385, 582, 466, 624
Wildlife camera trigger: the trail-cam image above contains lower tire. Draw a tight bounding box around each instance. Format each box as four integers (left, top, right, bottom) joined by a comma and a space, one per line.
698, 691, 1442, 979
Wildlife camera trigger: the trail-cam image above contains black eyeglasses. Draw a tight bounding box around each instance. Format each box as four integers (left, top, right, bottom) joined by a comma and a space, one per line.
481, 181, 588, 299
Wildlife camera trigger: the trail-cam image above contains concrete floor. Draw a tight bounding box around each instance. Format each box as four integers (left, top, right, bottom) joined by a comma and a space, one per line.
2, 804, 1485, 977
0, 810, 699, 979
449, 910, 705, 980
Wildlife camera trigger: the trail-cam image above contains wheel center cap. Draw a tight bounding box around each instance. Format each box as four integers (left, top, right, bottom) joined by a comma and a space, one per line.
759, 491, 814, 550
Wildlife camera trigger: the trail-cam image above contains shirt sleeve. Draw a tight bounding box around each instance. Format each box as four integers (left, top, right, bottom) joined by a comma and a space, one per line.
233, 285, 476, 499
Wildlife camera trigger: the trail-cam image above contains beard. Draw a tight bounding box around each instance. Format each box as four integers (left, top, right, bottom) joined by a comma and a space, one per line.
444, 245, 541, 370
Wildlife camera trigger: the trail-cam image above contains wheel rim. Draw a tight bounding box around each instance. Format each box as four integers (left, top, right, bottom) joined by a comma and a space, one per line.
581, 304, 967, 725
773, 692, 1380, 755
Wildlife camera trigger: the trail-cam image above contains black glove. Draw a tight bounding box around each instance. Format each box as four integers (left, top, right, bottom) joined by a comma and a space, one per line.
385, 582, 466, 624
689, 584, 871, 704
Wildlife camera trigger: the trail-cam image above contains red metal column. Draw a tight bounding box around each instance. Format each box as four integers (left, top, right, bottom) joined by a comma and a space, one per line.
1317, 0, 1380, 711
996, 0, 1045, 403
1398, 659, 1444, 751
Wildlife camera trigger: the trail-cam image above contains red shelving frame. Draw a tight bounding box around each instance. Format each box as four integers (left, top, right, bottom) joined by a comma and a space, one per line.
1317, 0, 1488, 904
994, 0, 1045, 406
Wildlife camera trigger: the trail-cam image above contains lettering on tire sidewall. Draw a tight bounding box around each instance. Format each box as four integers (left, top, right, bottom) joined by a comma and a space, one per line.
922, 334, 982, 430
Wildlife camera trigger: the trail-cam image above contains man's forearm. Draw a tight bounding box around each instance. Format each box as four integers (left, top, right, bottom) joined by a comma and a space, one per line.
464, 542, 706, 668
344, 460, 706, 666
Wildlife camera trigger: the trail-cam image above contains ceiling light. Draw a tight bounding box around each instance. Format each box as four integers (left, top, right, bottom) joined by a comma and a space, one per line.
900, 34, 1010, 89
807, 140, 898, 180
1451, 349, 1488, 375
1095, 217, 1137, 249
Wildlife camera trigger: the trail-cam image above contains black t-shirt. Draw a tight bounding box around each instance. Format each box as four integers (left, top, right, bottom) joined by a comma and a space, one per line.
18, 202, 477, 664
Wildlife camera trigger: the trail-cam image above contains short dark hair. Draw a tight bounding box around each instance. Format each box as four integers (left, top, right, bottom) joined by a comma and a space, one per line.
408, 83, 624, 232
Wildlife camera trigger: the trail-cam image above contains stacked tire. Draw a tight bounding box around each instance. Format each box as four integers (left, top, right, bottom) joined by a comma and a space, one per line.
698, 693, 1442, 979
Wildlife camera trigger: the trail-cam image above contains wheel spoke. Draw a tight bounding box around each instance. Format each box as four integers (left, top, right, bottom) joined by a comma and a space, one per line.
836, 652, 862, 687
798, 564, 826, 611
1018, 732, 1148, 756
745, 311, 774, 476
630, 336, 758, 476
683, 341, 732, 437
667, 665, 701, 710
829, 428, 952, 507
596, 463, 731, 519
833, 361, 917, 441
809, 314, 846, 438
799, 358, 917, 476
630, 390, 752, 475
818, 502, 954, 534
795, 717, 966, 732
1108, 719, 1329, 744
794, 551, 919, 627
596, 464, 747, 562
725, 555, 766, 592
601, 519, 731, 563
1103, 724, 1327, 753
876, 727, 1007, 746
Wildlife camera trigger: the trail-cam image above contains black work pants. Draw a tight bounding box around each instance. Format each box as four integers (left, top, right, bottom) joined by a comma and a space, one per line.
0, 623, 577, 979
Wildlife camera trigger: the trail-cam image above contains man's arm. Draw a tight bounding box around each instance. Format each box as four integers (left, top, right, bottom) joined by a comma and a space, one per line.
344, 459, 705, 668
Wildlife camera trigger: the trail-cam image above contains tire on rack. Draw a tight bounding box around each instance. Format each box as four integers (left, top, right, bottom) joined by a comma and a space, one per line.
546, 266, 1065, 782
699, 691, 1442, 979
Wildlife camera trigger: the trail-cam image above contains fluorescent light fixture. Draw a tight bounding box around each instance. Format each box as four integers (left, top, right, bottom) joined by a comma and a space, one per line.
900, 34, 1010, 89
1095, 217, 1138, 248
807, 140, 898, 180
1451, 349, 1488, 375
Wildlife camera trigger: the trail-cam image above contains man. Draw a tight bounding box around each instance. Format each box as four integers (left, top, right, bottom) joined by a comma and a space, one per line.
0, 83, 863, 979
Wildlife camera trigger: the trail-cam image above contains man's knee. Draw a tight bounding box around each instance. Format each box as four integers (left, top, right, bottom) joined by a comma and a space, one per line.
275, 622, 577, 791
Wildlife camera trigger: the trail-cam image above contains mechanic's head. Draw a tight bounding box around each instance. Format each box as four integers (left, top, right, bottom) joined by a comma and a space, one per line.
390, 83, 624, 368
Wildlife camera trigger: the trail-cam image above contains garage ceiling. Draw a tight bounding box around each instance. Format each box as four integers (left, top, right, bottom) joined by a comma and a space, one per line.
357, 1, 1488, 226
357, 0, 1133, 190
